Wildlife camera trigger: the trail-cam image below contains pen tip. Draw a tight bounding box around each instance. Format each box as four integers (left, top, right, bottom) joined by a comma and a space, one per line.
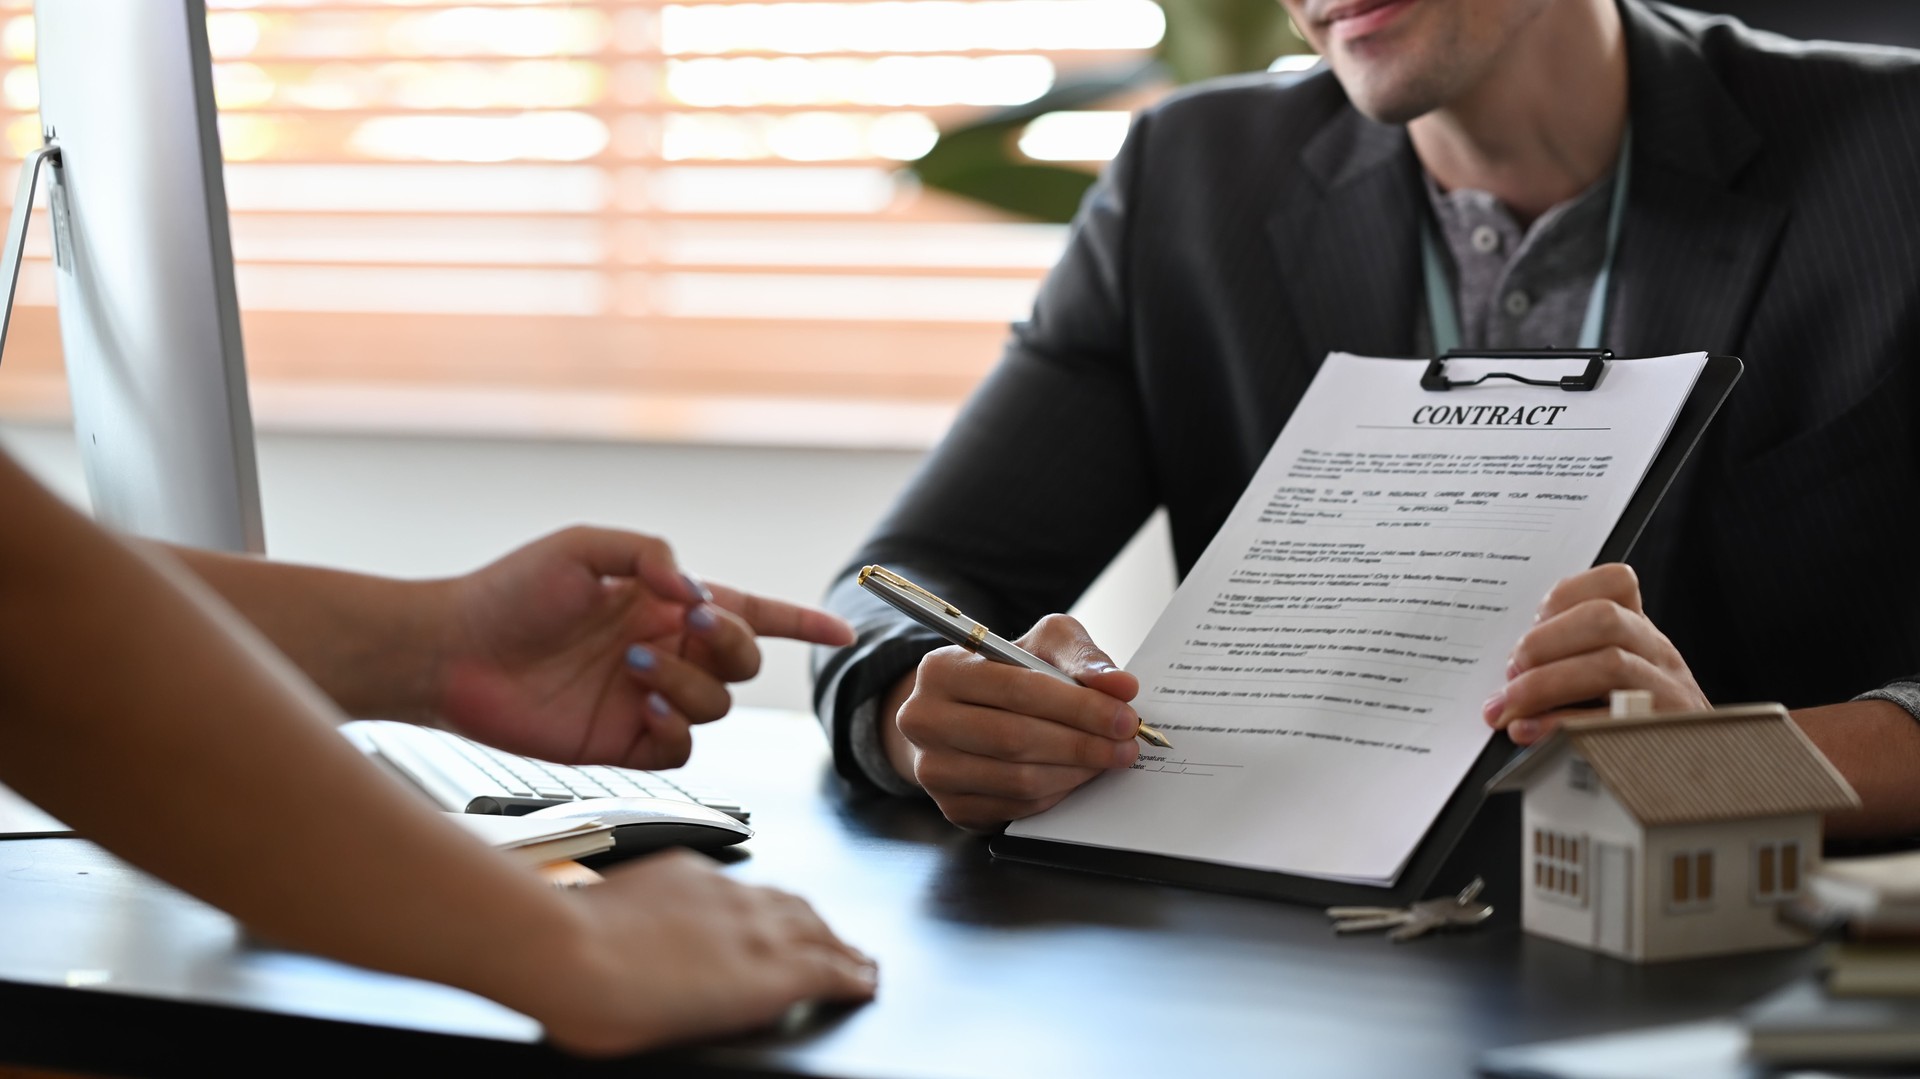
1137, 723, 1173, 749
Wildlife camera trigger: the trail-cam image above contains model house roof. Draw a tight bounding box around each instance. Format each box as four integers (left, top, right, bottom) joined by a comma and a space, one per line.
1487, 703, 1860, 826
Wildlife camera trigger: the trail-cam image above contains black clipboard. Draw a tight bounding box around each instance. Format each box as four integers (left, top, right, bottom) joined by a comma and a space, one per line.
989, 351, 1744, 909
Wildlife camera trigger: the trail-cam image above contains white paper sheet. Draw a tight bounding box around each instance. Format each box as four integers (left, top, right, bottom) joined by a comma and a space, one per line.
0, 782, 71, 838
1008, 352, 1709, 883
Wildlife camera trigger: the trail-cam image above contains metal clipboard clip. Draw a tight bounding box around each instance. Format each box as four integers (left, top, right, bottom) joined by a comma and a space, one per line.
1420, 349, 1610, 393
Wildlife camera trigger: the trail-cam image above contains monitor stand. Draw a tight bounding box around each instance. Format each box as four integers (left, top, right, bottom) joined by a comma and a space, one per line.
0, 131, 64, 367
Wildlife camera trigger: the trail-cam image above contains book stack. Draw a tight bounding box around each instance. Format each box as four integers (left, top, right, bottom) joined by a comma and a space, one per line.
1745, 851, 1920, 1066
1808, 852, 1920, 998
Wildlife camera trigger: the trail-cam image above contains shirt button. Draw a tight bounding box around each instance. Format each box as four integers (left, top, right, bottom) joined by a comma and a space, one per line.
1503, 290, 1531, 317
1471, 225, 1501, 254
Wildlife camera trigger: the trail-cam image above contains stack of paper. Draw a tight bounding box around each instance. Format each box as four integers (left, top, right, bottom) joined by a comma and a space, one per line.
1804, 852, 1920, 996
1812, 851, 1920, 926
1742, 853, 1920, 1067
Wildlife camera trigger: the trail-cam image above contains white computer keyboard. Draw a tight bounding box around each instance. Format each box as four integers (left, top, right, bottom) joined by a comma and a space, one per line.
343, 720, 748, 822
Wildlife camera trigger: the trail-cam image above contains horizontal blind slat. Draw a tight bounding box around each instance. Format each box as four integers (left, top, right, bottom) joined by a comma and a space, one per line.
0, 0, 1156, 428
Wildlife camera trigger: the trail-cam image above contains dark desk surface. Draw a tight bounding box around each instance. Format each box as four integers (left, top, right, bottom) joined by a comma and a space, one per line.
0, 709, 1813, 1078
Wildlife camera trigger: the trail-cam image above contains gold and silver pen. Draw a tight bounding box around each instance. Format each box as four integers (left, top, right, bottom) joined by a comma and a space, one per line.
857, 565, 1173, 749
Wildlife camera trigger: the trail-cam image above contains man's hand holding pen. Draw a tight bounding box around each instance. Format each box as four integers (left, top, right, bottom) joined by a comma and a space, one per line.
882, 614, 1142, 832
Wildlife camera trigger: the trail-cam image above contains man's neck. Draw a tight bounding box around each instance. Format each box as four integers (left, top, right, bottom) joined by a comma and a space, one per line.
1408, 0, 1629, 225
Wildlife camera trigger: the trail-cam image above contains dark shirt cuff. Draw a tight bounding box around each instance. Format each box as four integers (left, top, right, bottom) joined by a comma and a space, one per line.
1853, 681, 1920, 723
812, 573, 949, 794
846, 694, 929, 798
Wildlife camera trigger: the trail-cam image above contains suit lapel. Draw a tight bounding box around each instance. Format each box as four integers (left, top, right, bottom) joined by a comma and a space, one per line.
1607, 1, 1787, 598
1266, 111, 1423, 361
1608, 168, 1785, 359
1609, 0, 1786, 359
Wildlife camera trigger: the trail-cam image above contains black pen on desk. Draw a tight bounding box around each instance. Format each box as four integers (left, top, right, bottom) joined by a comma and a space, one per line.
856, 565, 1173, 749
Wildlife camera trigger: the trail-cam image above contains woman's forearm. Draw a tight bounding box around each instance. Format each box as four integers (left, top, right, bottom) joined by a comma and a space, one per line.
0, 469, 576, 1008
158, 543, 452, 721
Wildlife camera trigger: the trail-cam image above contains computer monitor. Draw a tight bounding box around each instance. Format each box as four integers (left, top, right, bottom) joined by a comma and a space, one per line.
12, 0, 263, 552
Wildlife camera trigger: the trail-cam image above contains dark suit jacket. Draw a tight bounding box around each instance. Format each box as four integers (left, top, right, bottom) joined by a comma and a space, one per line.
814, 0, 1920, 788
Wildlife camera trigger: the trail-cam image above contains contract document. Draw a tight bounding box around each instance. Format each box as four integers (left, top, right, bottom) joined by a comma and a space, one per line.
1007, 352, 1710, 884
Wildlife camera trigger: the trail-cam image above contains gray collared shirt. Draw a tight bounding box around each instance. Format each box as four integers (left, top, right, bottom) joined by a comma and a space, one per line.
1419, 171, 1616, 351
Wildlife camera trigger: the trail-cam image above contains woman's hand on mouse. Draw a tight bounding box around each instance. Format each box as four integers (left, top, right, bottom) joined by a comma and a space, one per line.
511, 850, 877, 1057
428, 526, 853, 769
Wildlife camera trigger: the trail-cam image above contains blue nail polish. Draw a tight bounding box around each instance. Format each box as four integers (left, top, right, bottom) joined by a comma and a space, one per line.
687, 606, 718, 631
647, 691, 672, 717
625, 644, 655, 671
680, 572, 713, 603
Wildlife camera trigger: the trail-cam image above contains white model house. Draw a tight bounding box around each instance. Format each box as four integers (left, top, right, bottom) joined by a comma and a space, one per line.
1486, 702, 1859, 963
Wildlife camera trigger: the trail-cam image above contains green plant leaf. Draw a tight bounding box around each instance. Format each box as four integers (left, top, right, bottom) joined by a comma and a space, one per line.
1156, 0, 1308, 84
909, 60, 1160, 222
908, 8, 1313, 222
915, 160, 1100, 223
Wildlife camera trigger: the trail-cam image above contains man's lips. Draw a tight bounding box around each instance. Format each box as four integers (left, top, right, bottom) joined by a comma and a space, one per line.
1320, 0, 1420, 42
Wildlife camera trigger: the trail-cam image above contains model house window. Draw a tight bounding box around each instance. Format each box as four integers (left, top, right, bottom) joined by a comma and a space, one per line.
1668, 849, 1715, 911
1531, 828, 1586, 905
1568, 759, 1597, 792
1752, 840, 1802, 901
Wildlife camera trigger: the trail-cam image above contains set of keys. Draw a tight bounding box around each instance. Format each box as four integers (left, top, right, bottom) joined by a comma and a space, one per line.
1326, 877, 1495, 942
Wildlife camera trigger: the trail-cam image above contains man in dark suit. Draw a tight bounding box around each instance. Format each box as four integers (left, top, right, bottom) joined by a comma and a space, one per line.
814, 0, 1920, 836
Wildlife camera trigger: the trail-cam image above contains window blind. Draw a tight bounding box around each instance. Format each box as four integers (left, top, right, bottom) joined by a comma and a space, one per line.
0, 0, 1160, 442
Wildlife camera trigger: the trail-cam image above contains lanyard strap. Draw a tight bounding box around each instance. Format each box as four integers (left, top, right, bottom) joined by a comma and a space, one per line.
1421, 133, 1632, 355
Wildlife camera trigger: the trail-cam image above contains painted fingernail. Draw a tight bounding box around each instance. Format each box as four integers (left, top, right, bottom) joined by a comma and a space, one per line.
1086, 659, 1119, 675
680, 572, 713, 603
1510, 719, 1539, 743
647, 691, 673, 718
625, 644, 656, 672
687, 606, 718, 632
1481, 690, 1507, 725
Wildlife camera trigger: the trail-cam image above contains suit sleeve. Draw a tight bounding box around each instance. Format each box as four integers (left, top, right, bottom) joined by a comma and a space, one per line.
810, 114, 1164, 793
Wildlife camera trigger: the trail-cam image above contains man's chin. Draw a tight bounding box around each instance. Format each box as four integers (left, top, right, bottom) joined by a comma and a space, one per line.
1322, 45, 1454, 124
1350, 95, 1436, 126
1336, 73, 1446, 126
